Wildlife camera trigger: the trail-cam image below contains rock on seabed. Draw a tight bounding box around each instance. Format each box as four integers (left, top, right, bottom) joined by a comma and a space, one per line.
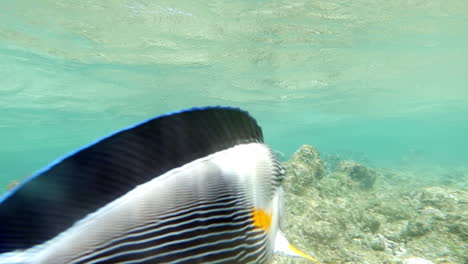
283, 145, 324, 195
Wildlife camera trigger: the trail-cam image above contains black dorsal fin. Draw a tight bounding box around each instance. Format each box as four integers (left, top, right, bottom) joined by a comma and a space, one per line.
0, 106, 263, 253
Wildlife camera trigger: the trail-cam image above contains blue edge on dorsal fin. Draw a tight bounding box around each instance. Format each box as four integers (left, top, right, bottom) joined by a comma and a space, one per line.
0, 106, 263, 253
0, 106, 241, 202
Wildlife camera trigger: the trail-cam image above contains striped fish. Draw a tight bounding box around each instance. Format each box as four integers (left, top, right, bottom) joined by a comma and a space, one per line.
0, 107, 318, 264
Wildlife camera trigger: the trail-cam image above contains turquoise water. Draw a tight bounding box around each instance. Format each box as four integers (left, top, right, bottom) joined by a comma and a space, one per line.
1, 0, 468, 188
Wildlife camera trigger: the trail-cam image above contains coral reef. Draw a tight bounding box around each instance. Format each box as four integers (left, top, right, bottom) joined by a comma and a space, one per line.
283, 145, 324, 195
273, 145, 467, 264
336, 160, 378, 190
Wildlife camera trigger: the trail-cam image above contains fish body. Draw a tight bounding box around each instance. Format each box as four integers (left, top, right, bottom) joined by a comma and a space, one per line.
0, 107, 315, 264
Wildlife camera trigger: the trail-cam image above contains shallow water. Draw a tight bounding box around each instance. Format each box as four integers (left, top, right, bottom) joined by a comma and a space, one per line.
1, 0, 468, 187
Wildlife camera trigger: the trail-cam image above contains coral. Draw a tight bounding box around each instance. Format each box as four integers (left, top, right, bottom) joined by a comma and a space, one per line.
336, 160, 378, 190
403, 219, 433, 237
273, 145, 467, 264
283, 145, 324, 195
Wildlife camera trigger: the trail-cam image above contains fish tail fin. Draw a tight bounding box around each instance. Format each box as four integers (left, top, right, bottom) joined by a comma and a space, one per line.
274, 230, 321, 263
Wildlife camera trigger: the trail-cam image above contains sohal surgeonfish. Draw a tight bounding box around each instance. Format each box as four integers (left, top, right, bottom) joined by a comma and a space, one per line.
0, 107, 319, 264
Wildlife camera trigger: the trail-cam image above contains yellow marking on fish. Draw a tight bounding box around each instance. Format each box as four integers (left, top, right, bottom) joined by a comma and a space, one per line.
252, 208, 272, 231
289, 243, 321, 263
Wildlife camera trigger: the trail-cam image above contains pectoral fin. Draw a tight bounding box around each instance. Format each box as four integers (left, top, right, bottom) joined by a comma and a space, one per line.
274, 230, 321, 263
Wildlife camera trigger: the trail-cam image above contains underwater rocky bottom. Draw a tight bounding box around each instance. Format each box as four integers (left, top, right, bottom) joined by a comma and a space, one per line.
273, 145, 467, 264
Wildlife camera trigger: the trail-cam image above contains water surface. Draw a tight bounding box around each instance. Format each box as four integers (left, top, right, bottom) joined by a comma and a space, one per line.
1, 0, 467, 187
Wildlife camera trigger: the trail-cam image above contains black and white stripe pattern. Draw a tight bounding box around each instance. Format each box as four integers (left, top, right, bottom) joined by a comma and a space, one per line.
71, 195, 269, 264
21, 143, 281, 264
